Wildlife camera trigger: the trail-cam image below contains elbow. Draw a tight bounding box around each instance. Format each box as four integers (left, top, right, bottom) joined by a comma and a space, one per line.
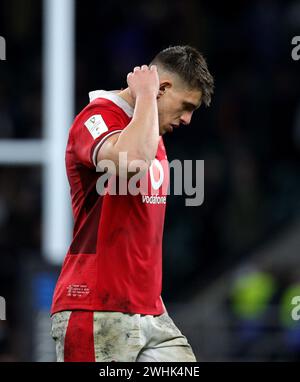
117, 150, 153, 179
124, 154, 151, 179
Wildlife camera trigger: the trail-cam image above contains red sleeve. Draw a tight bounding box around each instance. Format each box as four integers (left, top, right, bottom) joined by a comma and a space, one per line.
71, 105, 125, 168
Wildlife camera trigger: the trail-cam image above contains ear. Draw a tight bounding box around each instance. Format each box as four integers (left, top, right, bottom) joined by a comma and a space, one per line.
157, 81, 172, 99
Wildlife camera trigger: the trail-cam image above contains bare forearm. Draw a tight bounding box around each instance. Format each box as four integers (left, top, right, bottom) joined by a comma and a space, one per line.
114, 93, 159, 166
96, 65, 160, 177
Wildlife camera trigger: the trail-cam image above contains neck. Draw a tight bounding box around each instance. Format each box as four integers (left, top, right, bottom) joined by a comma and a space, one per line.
117, 88, 135, 109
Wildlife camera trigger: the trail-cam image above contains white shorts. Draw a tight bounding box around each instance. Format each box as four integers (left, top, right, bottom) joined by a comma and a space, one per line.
51, 310, 196, 362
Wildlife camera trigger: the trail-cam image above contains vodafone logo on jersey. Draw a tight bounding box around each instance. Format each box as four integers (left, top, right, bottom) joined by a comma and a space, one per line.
141, 159, 167, 205
140, 158, 169, 205
148, 157, 169, 196
149, 159, 164, 190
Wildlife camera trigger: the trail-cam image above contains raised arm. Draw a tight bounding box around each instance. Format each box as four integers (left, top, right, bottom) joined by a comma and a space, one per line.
96, 65, 160, 178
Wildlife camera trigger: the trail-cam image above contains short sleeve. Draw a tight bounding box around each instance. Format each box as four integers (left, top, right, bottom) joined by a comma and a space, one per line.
71, 106, 125, 168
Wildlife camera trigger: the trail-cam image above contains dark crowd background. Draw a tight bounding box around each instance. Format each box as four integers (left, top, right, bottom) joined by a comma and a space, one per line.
0, 0, 300, 361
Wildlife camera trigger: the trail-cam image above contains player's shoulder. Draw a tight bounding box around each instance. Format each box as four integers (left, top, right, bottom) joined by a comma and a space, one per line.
70, 98, 123, 136
77, 97, 123, 122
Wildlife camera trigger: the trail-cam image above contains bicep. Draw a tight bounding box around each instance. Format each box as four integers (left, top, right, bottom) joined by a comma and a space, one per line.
95, 133, 148, 178
95, 132, 120, 167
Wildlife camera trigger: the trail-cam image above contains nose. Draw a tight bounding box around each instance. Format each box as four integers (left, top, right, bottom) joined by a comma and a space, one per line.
180, 112, 193, 126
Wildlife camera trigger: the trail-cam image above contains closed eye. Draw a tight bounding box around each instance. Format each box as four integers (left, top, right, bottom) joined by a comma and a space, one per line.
182, 102, 200, 112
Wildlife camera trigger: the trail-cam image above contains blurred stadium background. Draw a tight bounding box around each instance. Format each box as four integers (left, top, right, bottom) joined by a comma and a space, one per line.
0, 0, 300, 361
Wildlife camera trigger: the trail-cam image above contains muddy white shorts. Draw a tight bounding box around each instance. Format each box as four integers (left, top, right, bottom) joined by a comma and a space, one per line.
51, 310, 196, 362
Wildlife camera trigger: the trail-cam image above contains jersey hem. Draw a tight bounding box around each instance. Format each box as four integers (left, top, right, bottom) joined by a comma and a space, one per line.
51, 303, 165, 317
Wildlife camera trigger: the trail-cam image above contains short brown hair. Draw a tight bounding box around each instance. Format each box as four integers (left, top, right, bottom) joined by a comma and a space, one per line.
151, 45, 214, 107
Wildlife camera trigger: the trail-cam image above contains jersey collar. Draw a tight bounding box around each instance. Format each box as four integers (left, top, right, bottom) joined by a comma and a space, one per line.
89, 90, 134, 118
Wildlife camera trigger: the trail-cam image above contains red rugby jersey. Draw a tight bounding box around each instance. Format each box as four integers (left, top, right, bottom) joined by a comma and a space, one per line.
51, 90, 169, 315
